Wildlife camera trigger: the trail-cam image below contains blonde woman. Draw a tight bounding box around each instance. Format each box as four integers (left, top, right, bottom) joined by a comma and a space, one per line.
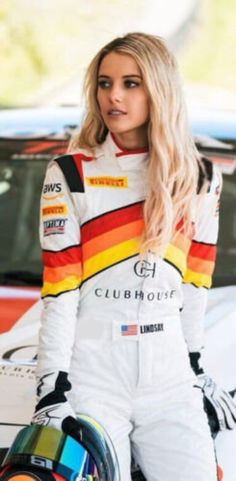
32, 33, 236, 480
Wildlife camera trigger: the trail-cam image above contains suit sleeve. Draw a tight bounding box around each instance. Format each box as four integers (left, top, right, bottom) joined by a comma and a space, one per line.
36, 158, 82, 399
180, 162, 222, 352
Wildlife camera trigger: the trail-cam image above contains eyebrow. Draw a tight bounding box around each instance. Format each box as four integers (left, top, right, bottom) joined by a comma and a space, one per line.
98, 74, 142, 79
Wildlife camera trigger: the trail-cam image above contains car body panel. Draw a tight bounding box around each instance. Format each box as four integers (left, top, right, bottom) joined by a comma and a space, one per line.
0, 287, 40, 334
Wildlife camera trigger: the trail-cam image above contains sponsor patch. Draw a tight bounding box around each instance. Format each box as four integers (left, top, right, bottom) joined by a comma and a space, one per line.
119, 323, 164, 338
86, 176, 128, 188
42, 204, 67, 217
94, 287, 175, 302
42, 182, 64, 200
121, 324, 138, 336
43, 182, 62, 194
43, 218, 67, 236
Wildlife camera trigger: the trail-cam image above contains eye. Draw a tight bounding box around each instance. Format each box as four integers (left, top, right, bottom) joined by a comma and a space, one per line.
124, 79, 140, 88
98, 79, 111, 89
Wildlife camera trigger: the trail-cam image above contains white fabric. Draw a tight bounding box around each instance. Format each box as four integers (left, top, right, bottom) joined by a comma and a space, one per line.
73, 347, 217, 481
36, 133, 221, 480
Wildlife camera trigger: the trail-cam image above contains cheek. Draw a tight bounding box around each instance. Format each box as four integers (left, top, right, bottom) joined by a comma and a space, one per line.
131, 90, 149, 118
143, 102, 150, 120
144, 96, 150, 120
138, 96, 149, 121
97, 90, 106, 111
96, 91, 102, 111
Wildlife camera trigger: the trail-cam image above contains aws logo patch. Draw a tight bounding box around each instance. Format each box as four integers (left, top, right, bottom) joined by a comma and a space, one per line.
42, 183, 64, 200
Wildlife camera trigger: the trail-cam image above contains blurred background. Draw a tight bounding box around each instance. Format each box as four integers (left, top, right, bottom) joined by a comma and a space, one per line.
0, 3, 236, 478
0, 0, 235, 110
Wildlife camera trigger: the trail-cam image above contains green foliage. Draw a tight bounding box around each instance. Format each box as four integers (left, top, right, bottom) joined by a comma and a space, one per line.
179, 0, 236, 90
0, 0, 234, 106
0, 0, 47, 105
0, 0, 88, 105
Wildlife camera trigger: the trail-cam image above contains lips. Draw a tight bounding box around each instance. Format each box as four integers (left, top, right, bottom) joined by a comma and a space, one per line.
108, 109, 127, 116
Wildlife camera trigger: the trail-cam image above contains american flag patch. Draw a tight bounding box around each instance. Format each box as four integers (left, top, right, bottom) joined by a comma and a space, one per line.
121, 324, 138, 336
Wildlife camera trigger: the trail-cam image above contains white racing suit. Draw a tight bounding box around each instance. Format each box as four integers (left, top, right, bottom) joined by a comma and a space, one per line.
37, 133, 222, 481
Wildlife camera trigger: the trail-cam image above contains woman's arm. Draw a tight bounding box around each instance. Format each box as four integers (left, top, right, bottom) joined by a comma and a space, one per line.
35, 158, 82, 412
181, 160, 222, 353
180, 163, 236, 432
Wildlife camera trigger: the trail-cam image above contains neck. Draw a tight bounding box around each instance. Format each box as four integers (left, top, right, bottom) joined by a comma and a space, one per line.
112, 128, 148, 151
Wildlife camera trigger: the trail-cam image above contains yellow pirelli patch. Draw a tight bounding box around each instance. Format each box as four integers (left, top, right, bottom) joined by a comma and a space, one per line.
42, 204, 68, 217
86, 176, 128, 188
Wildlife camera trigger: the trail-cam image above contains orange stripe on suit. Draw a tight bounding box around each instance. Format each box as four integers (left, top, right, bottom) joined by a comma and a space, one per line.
83, 219, 144, 261
43, 262, 82, 283
187, 255, 215, 276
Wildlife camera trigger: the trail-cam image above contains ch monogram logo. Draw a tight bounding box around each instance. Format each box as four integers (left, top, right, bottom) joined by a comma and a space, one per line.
134, 260, 157, 278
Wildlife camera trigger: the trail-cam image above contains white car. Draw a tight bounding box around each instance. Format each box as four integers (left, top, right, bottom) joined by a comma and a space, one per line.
0, 107, 236, 480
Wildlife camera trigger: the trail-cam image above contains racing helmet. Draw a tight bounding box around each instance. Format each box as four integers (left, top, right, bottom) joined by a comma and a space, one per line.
0, 415, 120, 481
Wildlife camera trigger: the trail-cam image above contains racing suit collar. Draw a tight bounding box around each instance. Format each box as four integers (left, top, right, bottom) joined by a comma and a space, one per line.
101, 132, 149, 171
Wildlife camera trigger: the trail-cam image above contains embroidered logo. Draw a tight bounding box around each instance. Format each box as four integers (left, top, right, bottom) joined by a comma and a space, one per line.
42, 204, 68, 217
43, 218, 67, 236
134, 260, 157, 278
42, 183, 64, 200
86, 176, 128, 188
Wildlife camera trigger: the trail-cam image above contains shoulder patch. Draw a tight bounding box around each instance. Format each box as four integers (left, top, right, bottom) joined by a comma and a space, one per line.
197, 157, 213, 194
54, 153, 93, 193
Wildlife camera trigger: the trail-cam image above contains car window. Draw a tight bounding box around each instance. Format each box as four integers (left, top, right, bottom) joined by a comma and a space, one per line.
213, 170, 236, 286
0, 158, 46, 283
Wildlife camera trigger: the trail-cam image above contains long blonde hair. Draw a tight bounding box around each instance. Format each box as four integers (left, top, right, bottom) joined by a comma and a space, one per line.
69, 32, 201, 255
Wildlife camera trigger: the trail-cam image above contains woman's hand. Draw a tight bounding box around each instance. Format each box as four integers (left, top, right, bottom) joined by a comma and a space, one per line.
189, 351, 236, 432
194, 373, 236, 432
32, 370, 76, 431
32, 399, 76, 431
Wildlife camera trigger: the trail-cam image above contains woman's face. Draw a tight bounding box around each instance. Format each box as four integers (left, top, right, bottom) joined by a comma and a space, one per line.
97, 52, 149, 149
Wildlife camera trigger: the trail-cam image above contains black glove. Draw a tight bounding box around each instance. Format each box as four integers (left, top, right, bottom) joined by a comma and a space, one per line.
32, 371, 76, 431
190, 352, 236, 433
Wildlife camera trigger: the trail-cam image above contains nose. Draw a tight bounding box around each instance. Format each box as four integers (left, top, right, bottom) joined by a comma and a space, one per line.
108, 83, 123, 103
